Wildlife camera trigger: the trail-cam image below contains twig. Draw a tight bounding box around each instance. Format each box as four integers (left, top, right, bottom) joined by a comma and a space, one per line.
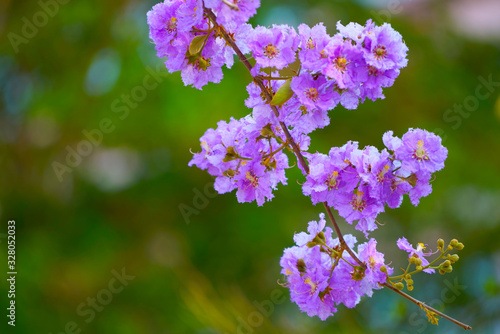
382, 282, 472, 330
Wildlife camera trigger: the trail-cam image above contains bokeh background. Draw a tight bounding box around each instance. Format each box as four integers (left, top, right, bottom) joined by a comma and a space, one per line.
1, 0, 499, 333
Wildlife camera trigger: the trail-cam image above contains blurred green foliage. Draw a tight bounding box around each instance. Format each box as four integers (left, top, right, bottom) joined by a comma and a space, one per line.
0, 0, 499, 333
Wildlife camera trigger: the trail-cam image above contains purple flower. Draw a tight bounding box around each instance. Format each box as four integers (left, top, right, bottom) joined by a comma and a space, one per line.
291, 73, 336, 112
363, 23, 409, 71
336, 19, 375, 45
356, 238, 393, 296
385, 169, 412, 209
322, 34, 366, 89
297, 23, 332, 72
302, 151, 359, 207
205, 0, 260, 27
335, 184, 385, 236
181, 37, 226, 89
408, 170, 433, 206
395, 128, 448, 174
397, 237, 435, 274
248, 25, 299, 70
281, 214, 394, 320
293, 213, 327, 246
176, 0, 204, 32
147, 1, 183, 49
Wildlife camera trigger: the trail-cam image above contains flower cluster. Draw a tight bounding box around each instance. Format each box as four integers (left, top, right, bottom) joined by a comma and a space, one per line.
280, 213, 392, 320
303, 128, 448, 236
147, 0, 254, 89
189, 113, 295, 206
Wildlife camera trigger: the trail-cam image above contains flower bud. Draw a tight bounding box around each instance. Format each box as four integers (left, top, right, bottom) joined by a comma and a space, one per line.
414, 257, 422, 266
312, 235, 324, 245
318, 231, 325, 241
395, 282, 404, 290
306, 241, 317, 248
380, 266, 387, 274
450, 239, 459, 247
439, 269, 445, 275
443, 265, 453, 273
406, 279, 414, 285
405, 274, 411, 280
223, 169, 235, 177
260, 124, 274, 137
455, 242, 464, 250
296, 259, 306, 273
223, 146, 239, 162
437, 238, 444, 249
406, 173, 418, 187
407, 285, 414, 291
416, 265, 423, 271
449, 254, 460, 263
441, 260, 451, 268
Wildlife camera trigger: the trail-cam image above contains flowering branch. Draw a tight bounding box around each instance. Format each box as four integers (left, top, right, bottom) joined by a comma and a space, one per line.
148, 0, 470, 329
201, 6, 471, 329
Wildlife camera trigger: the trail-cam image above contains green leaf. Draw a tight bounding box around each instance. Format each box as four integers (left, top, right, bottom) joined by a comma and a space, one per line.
270, 78, 294, 106
189, 35, 207, 56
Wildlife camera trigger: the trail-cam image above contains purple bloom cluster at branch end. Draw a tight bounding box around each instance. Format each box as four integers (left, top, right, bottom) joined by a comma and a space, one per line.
280, 214, 392, 320
303, 129, 447, 236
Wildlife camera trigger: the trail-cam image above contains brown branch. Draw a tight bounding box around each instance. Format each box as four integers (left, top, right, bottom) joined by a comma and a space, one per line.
204, 8, 469, 331
323, 203, 365, 268
382, 282, 472, 330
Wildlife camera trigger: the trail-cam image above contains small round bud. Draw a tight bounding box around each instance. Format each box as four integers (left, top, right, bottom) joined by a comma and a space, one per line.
449, 254, 460, 262
406, 279, 414, 285
318, 231, 325, 241
439, 269, 445, 275
395, 282, 404, 290
405, 274, 411, 280
312, 235, 323, 244
407, 285, 414, 291
443, 265, 453, 273
415, 257, 422, 266
306, 241, 317, 248
441, 260, 451, 268
450, 239, 459, 247
296, 259, 306, 273
380, 266, 387, 274
447, 245, 453, 251
455, 242, 464, 250
416, 265, 423, 271
437, 238, 445, 248
409, 256, 415, 264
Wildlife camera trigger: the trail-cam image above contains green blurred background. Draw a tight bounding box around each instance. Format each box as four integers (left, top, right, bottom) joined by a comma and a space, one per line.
1, 0, 499, 333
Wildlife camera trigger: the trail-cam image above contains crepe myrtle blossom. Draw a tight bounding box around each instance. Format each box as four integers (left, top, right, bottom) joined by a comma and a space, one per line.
322, 34, 366, 89
397, 237, 435, 274
248, 25, 299, 71
280, 214, 392, 320
291, 73, 336, 112
386, 128, 448, 174
363, 23, 409, 71
147, 1, 184, 49
188, 113, 290, 206
181, 37, 227, 89
297, 23, 332, 72
204, 0, 260, 27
